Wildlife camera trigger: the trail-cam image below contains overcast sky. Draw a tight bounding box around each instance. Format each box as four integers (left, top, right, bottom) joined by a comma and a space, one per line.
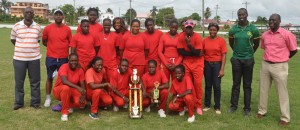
11, 0, 300, 24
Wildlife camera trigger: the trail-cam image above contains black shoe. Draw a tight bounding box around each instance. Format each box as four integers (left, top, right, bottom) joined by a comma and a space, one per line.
30, 105, 41, 109
89, 113, 99, 119
228, 107, 236, 113
244, 110, 251, 116
13, 105, 24, 110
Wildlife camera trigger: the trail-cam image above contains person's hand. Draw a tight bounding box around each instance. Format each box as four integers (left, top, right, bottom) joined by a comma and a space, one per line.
218, 70, 224, 78
77, 87, 86, 95
172, 97, 177, 105
123, 96, 129, 103
169, 64, 176, 70
79, 95, 86, 104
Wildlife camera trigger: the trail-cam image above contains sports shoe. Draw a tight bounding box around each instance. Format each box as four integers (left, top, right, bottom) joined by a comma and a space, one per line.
228, 107, 237, 113
123, 103, 128, 109
89, 113, 99, 119
61, 114, 68, 121
68, 108, 74, 114
158, 109, 166, 118
113, 105, 119, 112
203, 107, 210, 112
145, 106, 151, 112
179, 107, 186, 116
196, 107, 203, 115
44, 99, 51, 107
52, 104, 62, 112
215, 109, 221, 114
187, 115, 195, 123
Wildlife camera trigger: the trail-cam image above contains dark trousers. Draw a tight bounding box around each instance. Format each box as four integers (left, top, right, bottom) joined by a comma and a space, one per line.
13, 59, 41, 106
230, 58, 254, 111
204, 61, 221, 109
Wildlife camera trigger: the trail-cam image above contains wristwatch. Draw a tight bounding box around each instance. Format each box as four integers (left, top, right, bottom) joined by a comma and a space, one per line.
176, 94, 180, 98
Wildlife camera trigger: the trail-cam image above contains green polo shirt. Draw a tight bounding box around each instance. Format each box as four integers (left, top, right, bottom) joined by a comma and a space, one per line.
228, 22, 260, 59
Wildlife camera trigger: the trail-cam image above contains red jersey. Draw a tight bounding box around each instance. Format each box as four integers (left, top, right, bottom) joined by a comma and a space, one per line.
142, 70, 168, 93
158, 32, 182, 65
203, 36, 227, 62
54, 63, 85, 87
97, 32, 120, 67
76, 23, 103, 35
170, 75, 193, 95
85, 67, 107, 90
42, 23, 72, 58
177, 32, 204, 66
110, 69, 132, 92
143, 30, 163, 61
70, 33, 99, 63
120, 33, 149, 65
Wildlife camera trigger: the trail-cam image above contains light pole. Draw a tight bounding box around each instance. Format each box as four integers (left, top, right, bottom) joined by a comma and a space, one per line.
129, 0, 132, 26
202, 0, 205, 37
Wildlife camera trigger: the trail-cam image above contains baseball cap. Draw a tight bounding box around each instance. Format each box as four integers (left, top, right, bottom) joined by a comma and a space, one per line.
53, 9, 64, 15
185, 20, 195, 27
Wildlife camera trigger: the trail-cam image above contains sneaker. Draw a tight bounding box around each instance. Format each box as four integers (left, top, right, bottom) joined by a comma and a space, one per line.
89, 113, 99, 119
244, 109, 251, 116
13, 105, 24, 110
196, 107, 203, 115
113, 105, 119, 112
228, 107, 236, 113
187, 115, 195, 123
158, 109, 166, 118
179, 107, 186, 116
203, 107, 210, 112
215, 109, 221, 114
61, 114, 68, 121
68, 108, 74, 114
123, 103, 128, 109
145, 106, 151, 112
44, 99, 51, 107
52, 104, 62, 112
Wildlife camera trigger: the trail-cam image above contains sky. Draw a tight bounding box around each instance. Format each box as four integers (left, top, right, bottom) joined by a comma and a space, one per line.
10, 0, 300, 24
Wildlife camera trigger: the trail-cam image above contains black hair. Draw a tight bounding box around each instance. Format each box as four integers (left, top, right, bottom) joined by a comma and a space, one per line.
148, 59, 157, 67
237, 8, 248, 15
271, 13, 281, 22
88, 57, 103, 68
208, 23, 219, 31
68, 53, 78, 59
87, 7, 99, 16
175, 64, 185, 74
130, 19, 140, 27
145, 18, 155, 27
180, 19, 186, 25
120, 58, 129, 64
103, 18, 111, 23
113, 17, 125, 27
81, 19, 90, 24
169, 19, 178, 27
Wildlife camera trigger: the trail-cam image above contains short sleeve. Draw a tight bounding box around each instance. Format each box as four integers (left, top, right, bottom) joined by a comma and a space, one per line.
79, 69, 85, 82
42, 26, 49, 41
252, 26, 261, 39
220, 38, 228, 53
193, 34, 203, 50
177, 34, 185, 49
10, 25, 17, 39
58, 64, 68, 76
143, 34, 149, 49
160, 71, 169, 84
286, 32, 297, 51
228, 27, 235, 38
67, 27, 72, 43
85, 69, 95, 84
69, 34, 77, 48
170, 82, 177, 95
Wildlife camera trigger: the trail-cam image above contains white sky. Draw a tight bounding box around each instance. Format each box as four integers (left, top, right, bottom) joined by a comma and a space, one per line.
10, 0, 300, 24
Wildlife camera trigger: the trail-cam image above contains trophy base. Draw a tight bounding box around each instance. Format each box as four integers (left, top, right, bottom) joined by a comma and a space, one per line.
153, 100, 159, 103
129, 114, 143, 119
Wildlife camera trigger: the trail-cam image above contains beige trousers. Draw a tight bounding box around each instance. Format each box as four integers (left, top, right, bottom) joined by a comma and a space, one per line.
258, 60, 290, 122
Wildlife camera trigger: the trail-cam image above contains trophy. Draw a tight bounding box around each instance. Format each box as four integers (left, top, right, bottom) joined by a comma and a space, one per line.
129, 69, 143, 118
153, 82, 160, 103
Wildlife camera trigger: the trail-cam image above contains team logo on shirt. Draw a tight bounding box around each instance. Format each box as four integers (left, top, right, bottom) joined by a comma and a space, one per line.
247, 31, 253, 38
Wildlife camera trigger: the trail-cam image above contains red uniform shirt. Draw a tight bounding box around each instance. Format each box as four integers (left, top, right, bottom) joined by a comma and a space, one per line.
142, 70, 168, 93
158, 32, 182, 65
70, 33, 99, 63
85, 67, 107, 90
177, 32, 204, 65
110, 69, 132, 92
54, 63, 85, 87
42, 23, 72, 58
97, 32, 120, 66
143, 30, 163, 61
203, 36, 227, 61
170, 75, 193, 95
76, 23, 103, 34
120, 33, 149, 65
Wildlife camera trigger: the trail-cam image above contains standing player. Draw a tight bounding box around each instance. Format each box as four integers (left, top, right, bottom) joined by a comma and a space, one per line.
76, 7, 103, 34
113, 17, 129, 64
158, 19, 182, 79
177, 19, 204, 115
53, 53, 86, 121
142, 60, 169, 118
42, 9, 72, 107
70, 19, 99, 71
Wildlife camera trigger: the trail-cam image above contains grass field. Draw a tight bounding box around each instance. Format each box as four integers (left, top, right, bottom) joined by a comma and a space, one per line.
0, 28, 299, 130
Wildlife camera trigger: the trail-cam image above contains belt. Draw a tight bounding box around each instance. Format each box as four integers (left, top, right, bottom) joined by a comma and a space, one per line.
264, 60, 284, 64
205, 61, 221, 64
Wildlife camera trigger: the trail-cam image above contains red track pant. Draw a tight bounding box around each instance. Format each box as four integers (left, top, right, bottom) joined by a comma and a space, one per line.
169, 94, 195, 117
111, 90, 129, 107
87, 89, 113, 113
142, 89, 169, 111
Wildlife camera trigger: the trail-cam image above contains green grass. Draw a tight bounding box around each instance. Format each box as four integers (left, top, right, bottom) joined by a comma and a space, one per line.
0, 28, 299, 130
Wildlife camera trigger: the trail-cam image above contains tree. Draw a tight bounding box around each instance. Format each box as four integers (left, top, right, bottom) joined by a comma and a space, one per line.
106, 8, 113, 14
188, 12, 201, 21
76, 6, 85, 17
156, 7, 175, 27
204, 7, 211, 19
213, 15, 221, 23
122, 8, 137, 25
150, 6, 158, 24
60, 4, 75, 25
255, 16, 268, 25
0, 0, 13, 14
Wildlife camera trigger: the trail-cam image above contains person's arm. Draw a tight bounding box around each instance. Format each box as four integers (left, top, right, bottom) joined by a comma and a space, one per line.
61, 76, 85, 94
218, 53, 226, 78
172, 90, 192, 104
289, 50, 297, 58
110, 84, 129, 102
177, 48, 193, 56
158, 82, 169, 90
42, 39, 48, 47
158, 38, 168, 65
88, 82, 110, 90
11, 39, 16, 46
229, 37, 234, 50
253, 38, 260, 52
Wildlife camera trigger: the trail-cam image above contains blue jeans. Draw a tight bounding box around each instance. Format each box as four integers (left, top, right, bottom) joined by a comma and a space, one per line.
204, 61, 221, 109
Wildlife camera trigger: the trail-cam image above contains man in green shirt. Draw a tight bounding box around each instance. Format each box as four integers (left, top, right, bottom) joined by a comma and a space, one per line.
228, 8, 260, 116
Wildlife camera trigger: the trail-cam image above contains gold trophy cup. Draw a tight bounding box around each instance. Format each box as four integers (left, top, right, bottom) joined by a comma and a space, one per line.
129, 69, 143, 118
153, 82, 160, 103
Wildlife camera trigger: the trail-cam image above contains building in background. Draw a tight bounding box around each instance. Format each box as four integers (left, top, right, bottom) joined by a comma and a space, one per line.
135, 13, 150, 29
9, 2, 49, 19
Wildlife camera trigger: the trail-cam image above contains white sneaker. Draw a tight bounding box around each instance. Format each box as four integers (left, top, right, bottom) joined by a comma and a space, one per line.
215, 109, 222, 114
123, 103, 128, 109
44, 99, 51, 107
145, 106, 151, 112
61, 114, 68, 121
158, 109, 166, 118
113, 105, 119, 112
68, 108, 73, 114
203, 107, 210, 112
187, 115, 195, 123
179, 107, 186, 116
